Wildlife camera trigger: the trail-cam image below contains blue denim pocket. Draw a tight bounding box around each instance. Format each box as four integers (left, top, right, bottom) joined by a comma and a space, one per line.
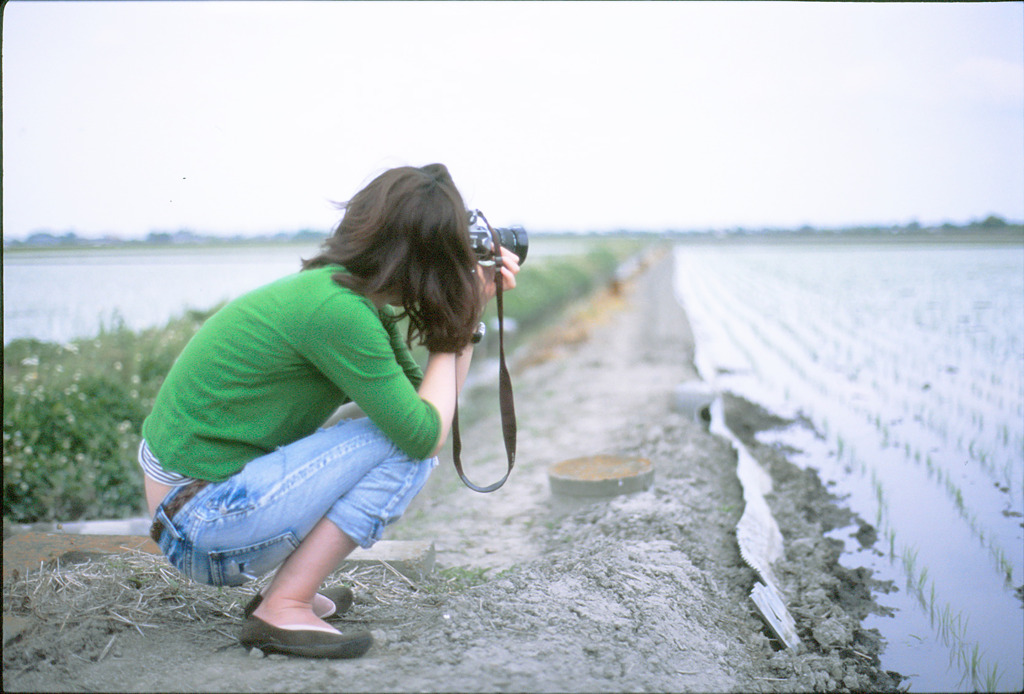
207, 531, 301, 586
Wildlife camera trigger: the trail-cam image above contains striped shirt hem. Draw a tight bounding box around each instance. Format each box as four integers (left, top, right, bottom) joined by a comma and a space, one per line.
138, 439, 195, 487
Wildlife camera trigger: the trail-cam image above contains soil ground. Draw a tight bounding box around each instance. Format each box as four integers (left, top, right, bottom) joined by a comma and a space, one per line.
3, 251, 904, 692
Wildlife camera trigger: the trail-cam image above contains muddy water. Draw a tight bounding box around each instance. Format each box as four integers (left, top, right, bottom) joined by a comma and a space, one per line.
672, 242, 1024, 693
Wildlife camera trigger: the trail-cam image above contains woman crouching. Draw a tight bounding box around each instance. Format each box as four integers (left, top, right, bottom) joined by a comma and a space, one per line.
139, 163, 519, 658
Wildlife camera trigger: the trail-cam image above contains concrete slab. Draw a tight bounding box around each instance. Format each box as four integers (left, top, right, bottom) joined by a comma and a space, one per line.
6, 517, 153, 537
343, 540, 436, 580
2, 532, 160, 580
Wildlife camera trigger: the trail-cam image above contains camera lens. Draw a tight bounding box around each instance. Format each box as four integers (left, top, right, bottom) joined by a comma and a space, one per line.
497, 226, 528, 265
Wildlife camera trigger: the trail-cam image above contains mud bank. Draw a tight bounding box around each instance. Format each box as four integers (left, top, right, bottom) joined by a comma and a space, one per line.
3, 251, 902, 692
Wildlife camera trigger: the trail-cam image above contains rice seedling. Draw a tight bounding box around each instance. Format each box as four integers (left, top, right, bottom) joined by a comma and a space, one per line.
983, 662, 1004, 692
990, 545, 1014, 583
951, 484, 965, 512
935, 604, 964, 647
898, 544, 923, 595
914, 566, 929, 605
955, 643, 985, 691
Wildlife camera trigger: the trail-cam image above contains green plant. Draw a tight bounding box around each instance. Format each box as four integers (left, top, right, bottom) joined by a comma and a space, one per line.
424, 565, 491, 594
3, 308, 215, 523
481, 245, 624, 332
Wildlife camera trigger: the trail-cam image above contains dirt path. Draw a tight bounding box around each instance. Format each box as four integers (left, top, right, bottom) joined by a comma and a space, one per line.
3, 251, 902, 692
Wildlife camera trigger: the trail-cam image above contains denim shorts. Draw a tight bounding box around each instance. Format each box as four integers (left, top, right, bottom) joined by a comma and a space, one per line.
151, 417, 437, 587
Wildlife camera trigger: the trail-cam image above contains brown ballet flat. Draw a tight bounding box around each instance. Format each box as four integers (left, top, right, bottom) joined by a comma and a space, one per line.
238, 616, 372, 659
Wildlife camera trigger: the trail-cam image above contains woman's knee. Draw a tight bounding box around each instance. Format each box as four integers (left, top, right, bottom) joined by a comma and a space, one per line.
325, 455, 437, 548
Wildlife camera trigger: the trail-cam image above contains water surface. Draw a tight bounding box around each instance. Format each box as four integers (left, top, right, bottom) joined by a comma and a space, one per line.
673, 242, 1023, 692
3, 238, 592, 345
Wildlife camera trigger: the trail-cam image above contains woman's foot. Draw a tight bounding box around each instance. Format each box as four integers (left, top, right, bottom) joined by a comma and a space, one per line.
252, 597, 336, 632
243, 586, 353, 621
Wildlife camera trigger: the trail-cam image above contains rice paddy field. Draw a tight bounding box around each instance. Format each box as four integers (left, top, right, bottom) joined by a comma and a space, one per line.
1, 237, 612, 346
673, 241, 1024, 692
3, 244, 326, 345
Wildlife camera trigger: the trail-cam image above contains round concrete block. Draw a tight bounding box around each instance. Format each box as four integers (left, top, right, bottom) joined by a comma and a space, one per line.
672, 381, 716, 422
547, 455, 654, 498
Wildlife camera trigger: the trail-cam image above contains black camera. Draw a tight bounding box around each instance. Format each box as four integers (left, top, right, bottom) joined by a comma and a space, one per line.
468, 210, 528, 266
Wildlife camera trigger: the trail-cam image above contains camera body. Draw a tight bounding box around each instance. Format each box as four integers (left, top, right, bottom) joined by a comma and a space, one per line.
468, 210, 528, 266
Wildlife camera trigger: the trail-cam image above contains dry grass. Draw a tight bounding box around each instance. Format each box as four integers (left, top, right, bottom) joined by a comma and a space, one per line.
3, 548, 437, 672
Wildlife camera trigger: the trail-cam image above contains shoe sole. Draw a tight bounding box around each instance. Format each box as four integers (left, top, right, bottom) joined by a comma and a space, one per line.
239, 617, 373, 659
248, 633, 373, 659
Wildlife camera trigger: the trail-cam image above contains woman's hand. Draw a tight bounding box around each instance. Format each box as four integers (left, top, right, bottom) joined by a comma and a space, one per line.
479, 247, 521, 301
421, 248, 521, 455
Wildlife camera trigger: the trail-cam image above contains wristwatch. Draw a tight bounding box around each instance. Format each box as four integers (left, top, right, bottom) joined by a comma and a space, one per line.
471, 321, 486, 344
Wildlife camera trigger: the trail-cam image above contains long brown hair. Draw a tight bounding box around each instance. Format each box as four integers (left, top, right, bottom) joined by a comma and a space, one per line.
303, 164, 482, 352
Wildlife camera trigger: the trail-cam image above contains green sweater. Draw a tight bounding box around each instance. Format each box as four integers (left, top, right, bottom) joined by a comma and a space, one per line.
141, 265, 441, 481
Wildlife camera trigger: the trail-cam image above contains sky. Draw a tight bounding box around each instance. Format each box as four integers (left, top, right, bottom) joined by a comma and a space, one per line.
2, 1, 1023, 240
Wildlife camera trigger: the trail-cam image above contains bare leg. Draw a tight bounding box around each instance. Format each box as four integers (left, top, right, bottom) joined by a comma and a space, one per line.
251, 517, 358, 632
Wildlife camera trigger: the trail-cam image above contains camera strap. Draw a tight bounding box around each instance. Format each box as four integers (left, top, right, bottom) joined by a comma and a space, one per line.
451, 214, 517, 493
